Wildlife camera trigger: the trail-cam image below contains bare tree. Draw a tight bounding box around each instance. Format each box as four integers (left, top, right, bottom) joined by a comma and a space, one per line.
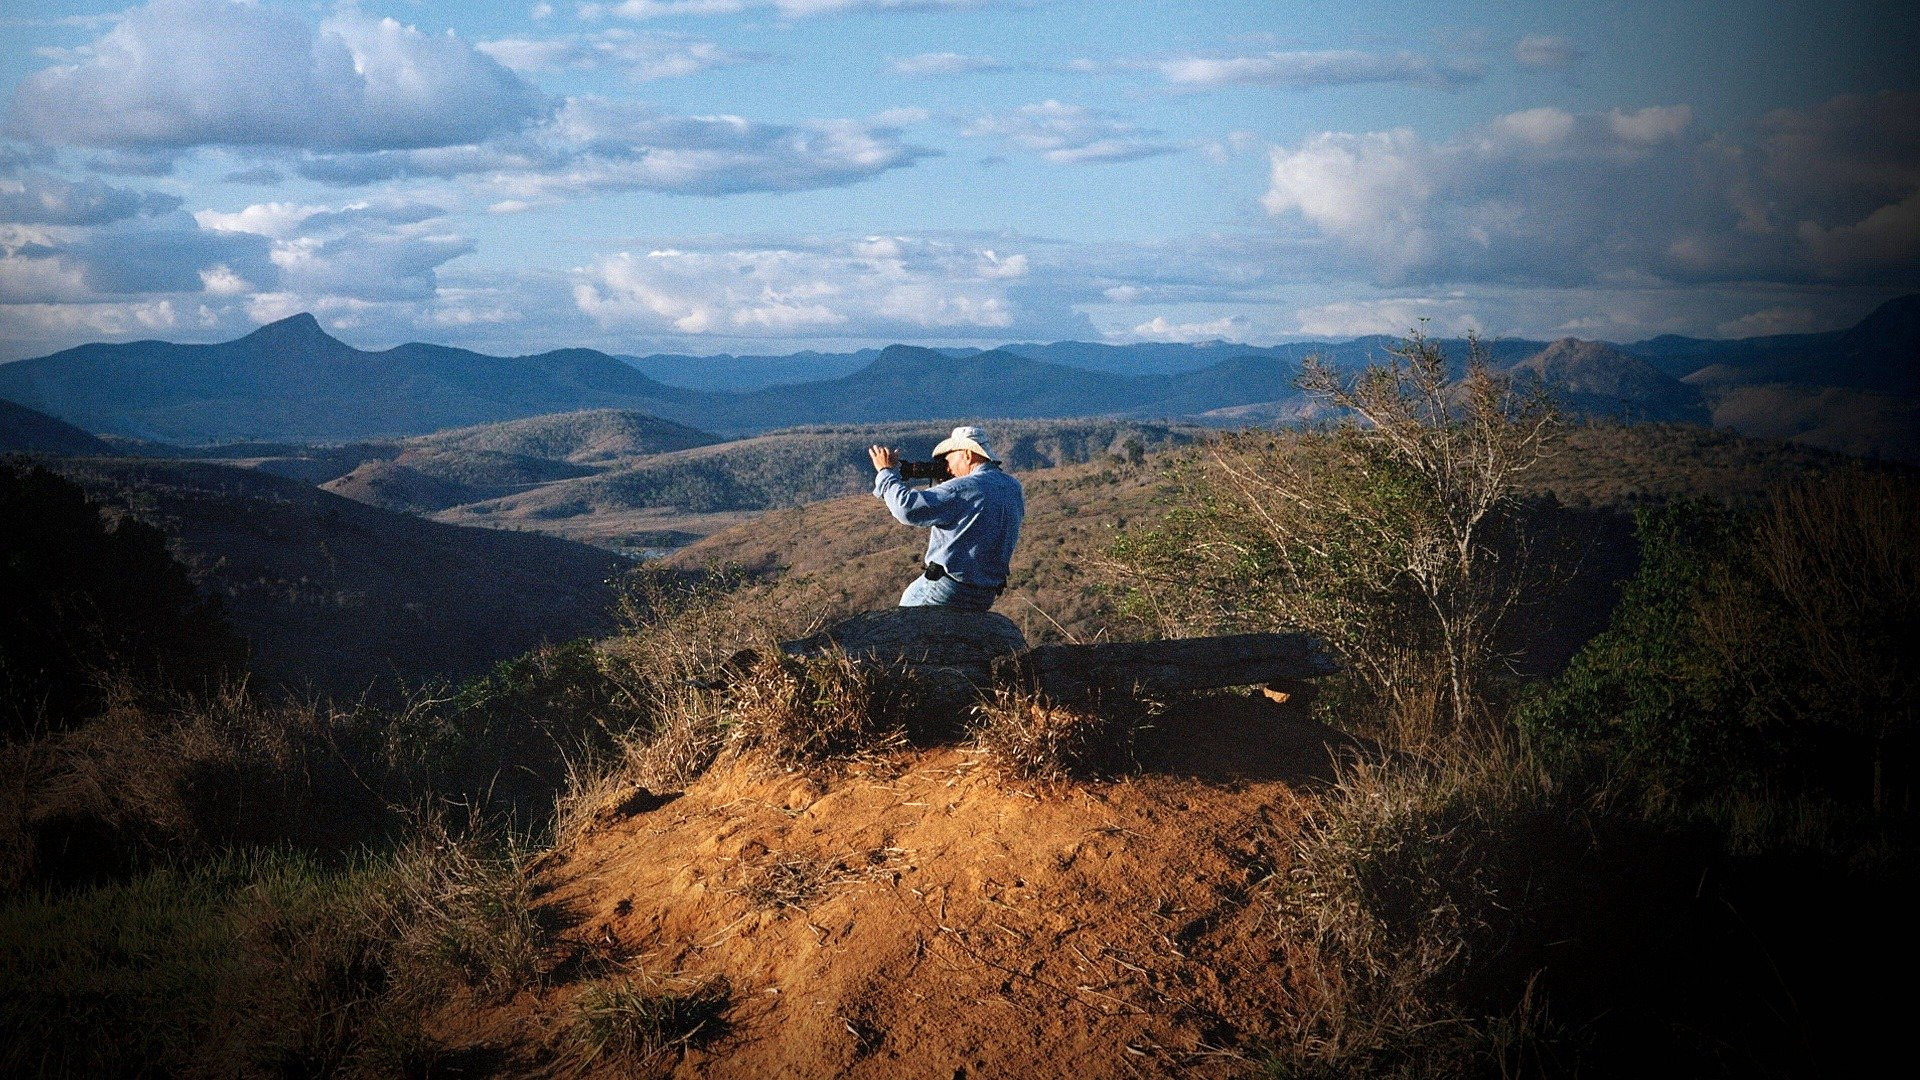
1110, 327, 1557, 741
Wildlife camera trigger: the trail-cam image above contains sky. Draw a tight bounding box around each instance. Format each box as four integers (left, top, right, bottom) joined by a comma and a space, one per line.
1, 0, 1916, 361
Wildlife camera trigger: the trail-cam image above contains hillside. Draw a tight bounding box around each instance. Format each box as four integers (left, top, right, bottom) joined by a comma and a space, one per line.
437, 420, 1195, 554
0, 399, 117, 456
6, 298, 1911, 458
43, 457, 627, 694
1510, 339, 1708, 423
293, 409, 723, 514
1697, 383, 1920, 463
478, 712, 1352, 1078
668, 424, 1856, 644
406, 408, 722, 464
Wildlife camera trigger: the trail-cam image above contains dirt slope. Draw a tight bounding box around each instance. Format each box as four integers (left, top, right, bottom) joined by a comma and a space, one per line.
458, 695, 1353, 1077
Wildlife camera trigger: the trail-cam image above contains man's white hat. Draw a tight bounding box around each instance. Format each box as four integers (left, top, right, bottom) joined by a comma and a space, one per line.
932, 425, 996, 463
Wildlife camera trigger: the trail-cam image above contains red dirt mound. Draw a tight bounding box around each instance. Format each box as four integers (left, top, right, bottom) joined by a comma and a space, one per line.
445, 695, 1357, 1077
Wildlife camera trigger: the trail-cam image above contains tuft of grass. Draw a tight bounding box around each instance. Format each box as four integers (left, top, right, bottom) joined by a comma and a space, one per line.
969, 685, 1131, 783
565, 973, 731, 1070
381, 817, 549, 1008
726, 648, 906, 770
1254, 743, 1557, 1077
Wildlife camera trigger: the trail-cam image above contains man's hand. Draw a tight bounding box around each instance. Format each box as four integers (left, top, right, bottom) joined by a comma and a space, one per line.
868, 445, 899, 471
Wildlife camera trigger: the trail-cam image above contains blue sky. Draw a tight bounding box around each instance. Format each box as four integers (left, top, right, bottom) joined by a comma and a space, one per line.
1, 0, 1915, 360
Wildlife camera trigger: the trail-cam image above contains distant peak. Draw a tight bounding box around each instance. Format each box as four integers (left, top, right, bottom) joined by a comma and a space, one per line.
239, 312, 341, 347
259, 311, 321, 332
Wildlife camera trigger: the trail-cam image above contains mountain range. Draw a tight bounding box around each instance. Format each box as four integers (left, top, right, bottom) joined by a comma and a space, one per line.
1, 295, 1913, 459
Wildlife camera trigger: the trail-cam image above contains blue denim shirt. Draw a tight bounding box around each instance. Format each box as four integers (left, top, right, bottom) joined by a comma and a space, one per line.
873, 463, 1024, 588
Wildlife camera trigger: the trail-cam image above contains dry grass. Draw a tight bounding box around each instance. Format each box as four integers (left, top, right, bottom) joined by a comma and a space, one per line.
725, 649, 908, 771
379, 816, 549, 1007
563, 972, 731, 1073
1255, 739, 1557, 1076
595, 564, 841, 789
729, 847, 899, 911
968, 685, 1133, 783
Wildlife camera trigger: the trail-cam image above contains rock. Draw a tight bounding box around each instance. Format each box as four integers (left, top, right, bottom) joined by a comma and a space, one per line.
776, 608, 1029, 735
780, 607, 1029, 676
993, 632, 1338, 705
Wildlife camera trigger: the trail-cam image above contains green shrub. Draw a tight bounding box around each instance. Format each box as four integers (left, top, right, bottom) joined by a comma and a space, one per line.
1520, 470, 1919, 815
1109, 332, 1557, 745
1517, 499, 1765, 787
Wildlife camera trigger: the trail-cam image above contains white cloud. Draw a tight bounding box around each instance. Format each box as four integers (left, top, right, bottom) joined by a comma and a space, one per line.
196, 199, 471, 302
0, 247, 94, 304
1798, 191, 1920, 273
890, 52, 1004, 76
1157, 49, 1482, 90
1126, 314, 1250, 342
0, 171, 181, 225
961, 101, 1176, 164
573, 237, 1031, 338
197, 264, 251, 296
1607, 105, 1691, 143
297, 98, 932, 197
0, 299, 181, 340
584, 0, 993, 17
1514, 34, 1580, 72
1292, 297, 1483, 337
9, 0, 540, 151
477, 29, 759, 80
1260, 98, 1920, 288
1716, 306, 1817, 337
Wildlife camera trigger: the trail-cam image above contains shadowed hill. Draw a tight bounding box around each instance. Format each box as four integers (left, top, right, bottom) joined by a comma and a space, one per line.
1511, 338, 1709, 423
0, 399, 117, 456
1623, 294, 1920, 395
42, 457, 627, 694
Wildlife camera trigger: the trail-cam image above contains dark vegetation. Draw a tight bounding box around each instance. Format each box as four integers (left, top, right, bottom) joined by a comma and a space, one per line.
1, 320, 1914, 1075
1, 460, 244, 737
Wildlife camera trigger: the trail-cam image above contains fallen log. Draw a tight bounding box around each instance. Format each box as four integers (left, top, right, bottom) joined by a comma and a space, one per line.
992, 632, 1338, 703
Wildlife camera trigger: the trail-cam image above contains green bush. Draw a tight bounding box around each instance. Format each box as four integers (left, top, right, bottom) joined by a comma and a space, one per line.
1520, 471, 1919, 814
1518, 500, 1766, 787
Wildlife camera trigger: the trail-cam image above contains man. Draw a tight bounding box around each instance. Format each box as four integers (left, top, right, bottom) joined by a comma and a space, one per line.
868, 425, 1024, 611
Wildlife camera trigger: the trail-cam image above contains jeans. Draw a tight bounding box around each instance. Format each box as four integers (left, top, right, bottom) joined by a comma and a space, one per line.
899, 572, 1000, 611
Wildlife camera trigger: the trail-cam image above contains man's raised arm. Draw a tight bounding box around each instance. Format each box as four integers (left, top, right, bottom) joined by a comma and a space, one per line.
870, 444, 962, 528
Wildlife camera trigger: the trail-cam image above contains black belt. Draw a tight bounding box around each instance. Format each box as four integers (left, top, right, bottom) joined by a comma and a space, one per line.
926, 563, 1004, 593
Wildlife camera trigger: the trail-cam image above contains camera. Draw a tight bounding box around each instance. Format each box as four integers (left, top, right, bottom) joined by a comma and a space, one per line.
898, 458, 952, 483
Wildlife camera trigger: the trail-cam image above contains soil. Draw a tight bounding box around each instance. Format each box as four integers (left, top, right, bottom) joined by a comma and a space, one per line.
440, 694, 1360, 1077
